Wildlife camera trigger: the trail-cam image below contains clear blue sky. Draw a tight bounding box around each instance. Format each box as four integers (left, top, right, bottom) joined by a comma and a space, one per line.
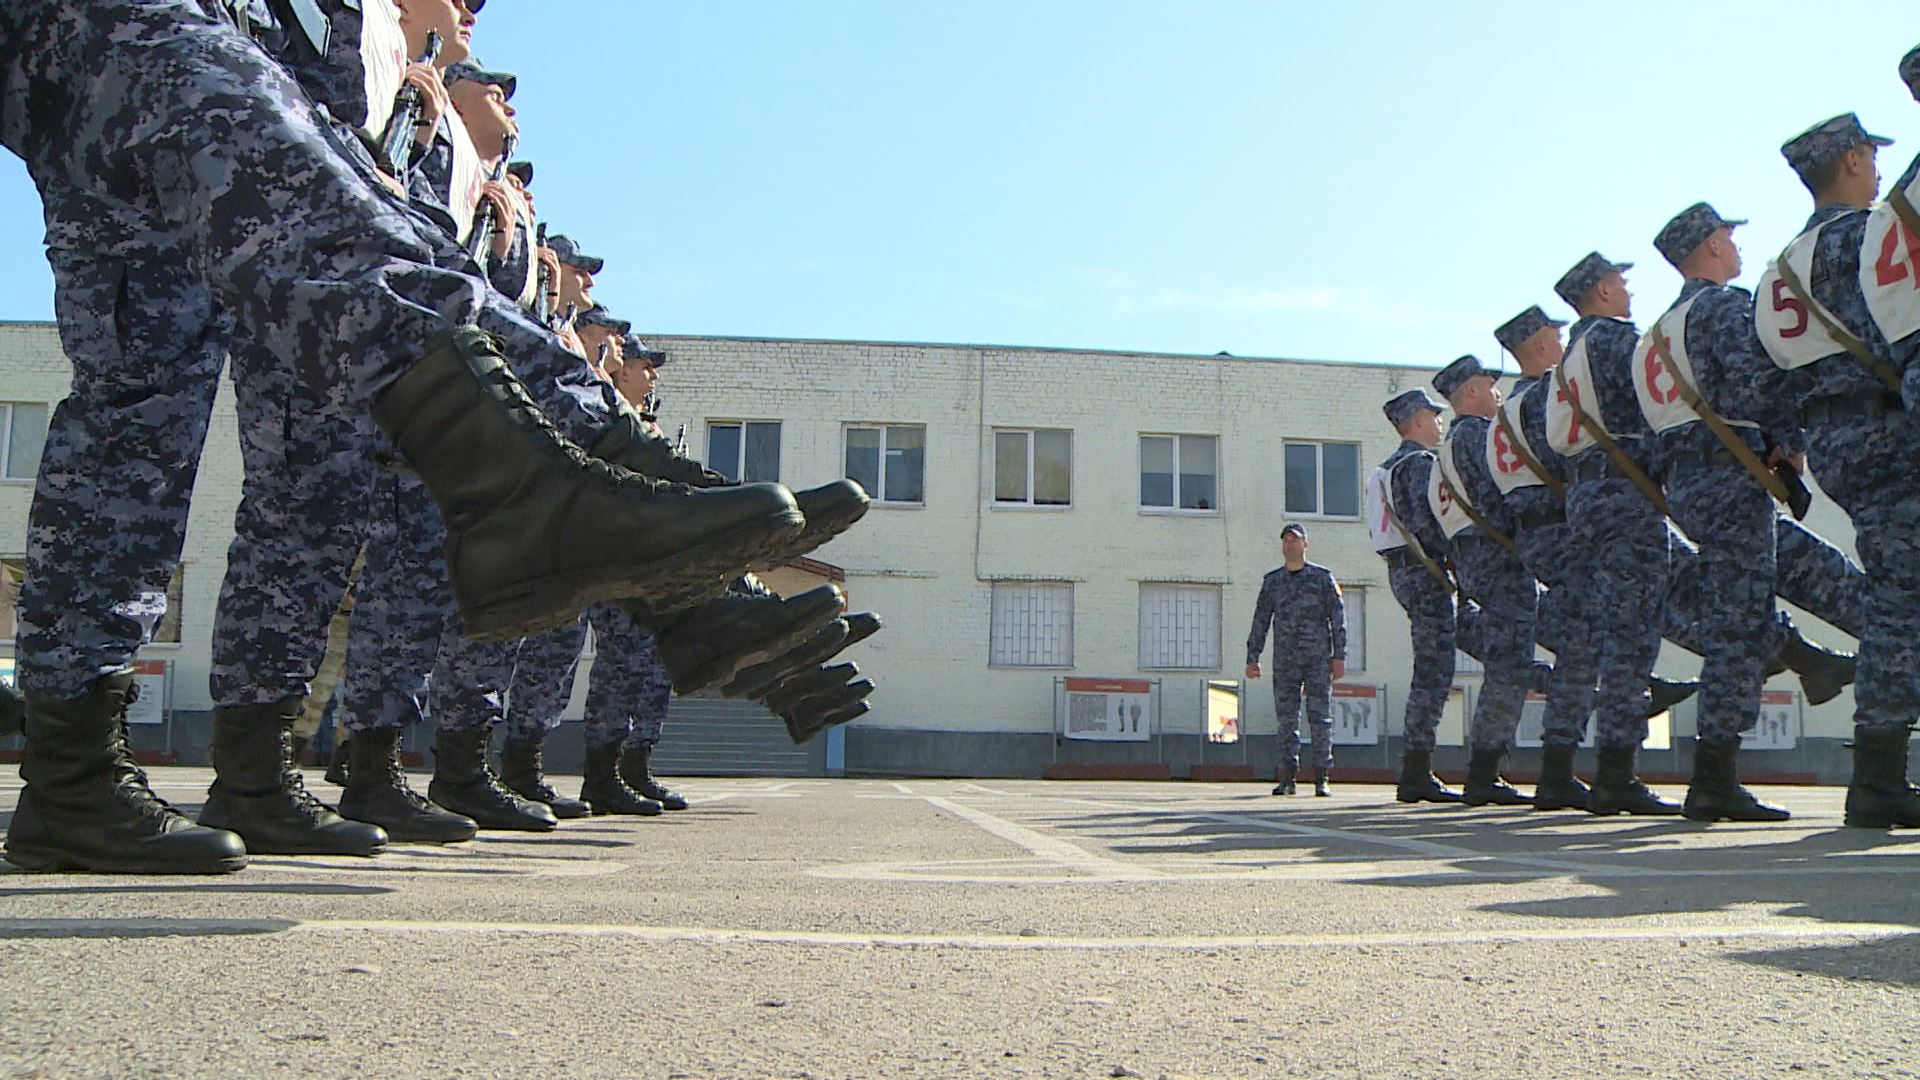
2, 2, 1916, 367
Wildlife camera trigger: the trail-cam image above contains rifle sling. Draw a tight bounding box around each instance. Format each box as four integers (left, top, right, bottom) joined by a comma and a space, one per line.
1552, 362, 1672, 516
1436, 443, 1522, 560
1775, 258, 1904, 393
1382, 481, 1460, 598
1494, 405, 1566, 499
1648, 327, 1793, 506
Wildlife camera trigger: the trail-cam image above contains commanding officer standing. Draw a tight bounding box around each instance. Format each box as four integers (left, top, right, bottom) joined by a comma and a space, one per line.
1548, 253, 1683, 816
1246, 524, 1348, 797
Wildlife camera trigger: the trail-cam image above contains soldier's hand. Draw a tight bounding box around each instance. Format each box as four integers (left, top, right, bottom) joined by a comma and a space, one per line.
1244, 662, 1261, 680
404, 63, 450, 143
372, 169, 407, 198
479, 183, 516, 257
537, 245, 562, 286
556, 324, 587, 359
1768, 446, 1807, 475
1331, 658, 1346, 681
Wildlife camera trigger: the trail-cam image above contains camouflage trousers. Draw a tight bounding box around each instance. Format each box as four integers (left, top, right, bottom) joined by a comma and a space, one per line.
1451, 535, 1540, 753
1773, 514, 1868, 640
335, 472, 456, 734
1270, 653, 1333, 771
1807, 412, 1920, 734
11, 232, 222, 699
581, 604, 671, 752
1565, 475, 1676, 749
501, 617, 588, 744
1515, 519, 1599, 749
1666, 464, 1782, 742
1384, 559, 1486, 752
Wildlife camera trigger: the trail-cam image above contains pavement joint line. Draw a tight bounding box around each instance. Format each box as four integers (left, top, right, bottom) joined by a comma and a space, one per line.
0, 917, 1906, 952
914, 793, 1165, 879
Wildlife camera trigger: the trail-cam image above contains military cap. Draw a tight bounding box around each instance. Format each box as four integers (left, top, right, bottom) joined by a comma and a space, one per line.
1494, 305, 1567, 354
546, 233, 603, 274
1902, 45, 1920, 100
444, 60, 517, 100
624, 332, 669, 369
1280, 523, 1308, 540
1553, 252, 1633, 309
1382, 388, 1445, 428
1653, 202, 1747, 268
575, 305, 630, 336
1780, 113, 1892, 177
506, 160, 533, 187
1434, 354, 1496, 399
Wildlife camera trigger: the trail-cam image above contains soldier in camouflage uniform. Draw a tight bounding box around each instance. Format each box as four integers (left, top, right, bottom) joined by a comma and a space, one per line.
1742, 112, 1920, 828
1246, 524, 1347, 797
1642, 202, 1863, 822
1374, 389, 1478, 803
1, 0, 822, 874
1547, 252, 1689, 816
576, 604, 684, 814
1430, 355, 1539, 806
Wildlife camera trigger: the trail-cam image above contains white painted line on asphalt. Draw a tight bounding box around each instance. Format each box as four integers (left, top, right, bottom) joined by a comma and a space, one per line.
0, 917, 1904, 952
914, 794, 1165, 880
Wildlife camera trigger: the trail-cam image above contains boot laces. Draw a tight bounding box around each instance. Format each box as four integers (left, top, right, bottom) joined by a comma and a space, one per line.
107, 707, 183, 823
478, 367, 697, 498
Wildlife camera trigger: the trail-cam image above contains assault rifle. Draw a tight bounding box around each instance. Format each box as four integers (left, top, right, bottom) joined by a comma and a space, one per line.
466, 133, 518, 268
379, 31, 441, 177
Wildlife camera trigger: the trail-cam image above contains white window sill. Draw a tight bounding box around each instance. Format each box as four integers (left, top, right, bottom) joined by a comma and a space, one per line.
1139, 507, 1221, 517
1140, 667, 1222, 674
1283, 512, 1363, 523
869, 501, 926, 510
990, 503, 1073, 512
988, 664, 1075, 671
0, 478, 37, 486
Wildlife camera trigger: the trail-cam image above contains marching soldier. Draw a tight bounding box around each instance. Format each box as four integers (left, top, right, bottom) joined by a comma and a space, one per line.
1246, 525, 1346, 797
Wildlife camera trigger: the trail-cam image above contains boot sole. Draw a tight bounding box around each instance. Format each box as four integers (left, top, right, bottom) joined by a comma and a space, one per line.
4, 843, 248, 875
459, 509, 806, 641
747, 501, 870, 572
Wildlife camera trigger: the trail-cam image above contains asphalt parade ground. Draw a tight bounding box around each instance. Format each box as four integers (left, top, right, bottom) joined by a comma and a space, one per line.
2, 771, 1918, 1079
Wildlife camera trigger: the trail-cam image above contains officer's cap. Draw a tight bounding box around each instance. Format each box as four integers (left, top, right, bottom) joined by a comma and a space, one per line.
546, 234, 604, 275
1433, 354, 1495, 399
624, 332, 669, 369
575, 305, 630, 336
444, 60, 517, 101
1553, 252, 1633, 310
1280, 523, 1308, 541
506, 160, 533, 187
1654, 202, 1747, 268
1493, 305, 1567, 354
1901, 46, 1920, 100
1780, 113, 1892, 178
1382, 388, 1445, 428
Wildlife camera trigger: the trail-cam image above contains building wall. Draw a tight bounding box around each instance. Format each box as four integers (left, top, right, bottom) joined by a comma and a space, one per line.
0, 320, 1870, 776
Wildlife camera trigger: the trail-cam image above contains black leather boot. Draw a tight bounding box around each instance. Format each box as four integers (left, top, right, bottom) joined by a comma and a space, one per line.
728, 611, 883, 700
5, 674, 247, 874
500, 736, 592, 818
1531, 744, 1590, 812
1683, 738, 1791, 822
773, 663, 875, 744
1313, 767, 1332, 797
1396, 749, 1463, 803
590, 406, 871, 558
1776, 629, 1856, 708
289, 732, 311, 767
579, 744, 663, 816
199, 702, 388, 856
1647, 676, 1699, 718
338, 725, 478, 843
372, 327, 805, 640
324, 736, 350, 786
427, 726, 558, 832
1461, 748, 1533, 806
619, 743, 688, 811
1272, 763, 1296, 796
0, 678, 23, 737
631, 585, 848, 696
1587, 746, 1682, 816
1843, 725, 1920, 829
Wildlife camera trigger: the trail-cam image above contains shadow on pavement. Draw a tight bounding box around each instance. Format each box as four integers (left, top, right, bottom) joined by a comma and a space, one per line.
0, 917, 298, 939
0, 881, 389, 898
1726, 933, 1920, 988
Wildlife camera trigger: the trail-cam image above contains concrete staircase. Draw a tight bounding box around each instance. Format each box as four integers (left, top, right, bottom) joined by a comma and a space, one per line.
650, 697, 817, 777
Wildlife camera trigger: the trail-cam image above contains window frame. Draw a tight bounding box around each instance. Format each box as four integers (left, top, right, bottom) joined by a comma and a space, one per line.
991, 427, 1073, 510
1339, 583, 1366, 673
1, 401, 49, 484
705, 418, 783, 484
1283, 439, 1363, 521
844, 423, 928, 508
1136, 582, 1224, 672
1137, 432, 1221, 516
988, 581, 1075, 669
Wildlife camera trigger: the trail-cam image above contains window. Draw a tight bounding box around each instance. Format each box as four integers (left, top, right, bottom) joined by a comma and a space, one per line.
989, 582, 1073, 667
1284, 441, 1361, 517
994, 428, 1072, 506
1140, 434, 1218, 511
2, 402, 49, 481
845, 424, 925, 505
152, 565, 186, 645
706, 420, 781, 483
1341, 585, 1366, 672
1138, 584, 1222, 670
